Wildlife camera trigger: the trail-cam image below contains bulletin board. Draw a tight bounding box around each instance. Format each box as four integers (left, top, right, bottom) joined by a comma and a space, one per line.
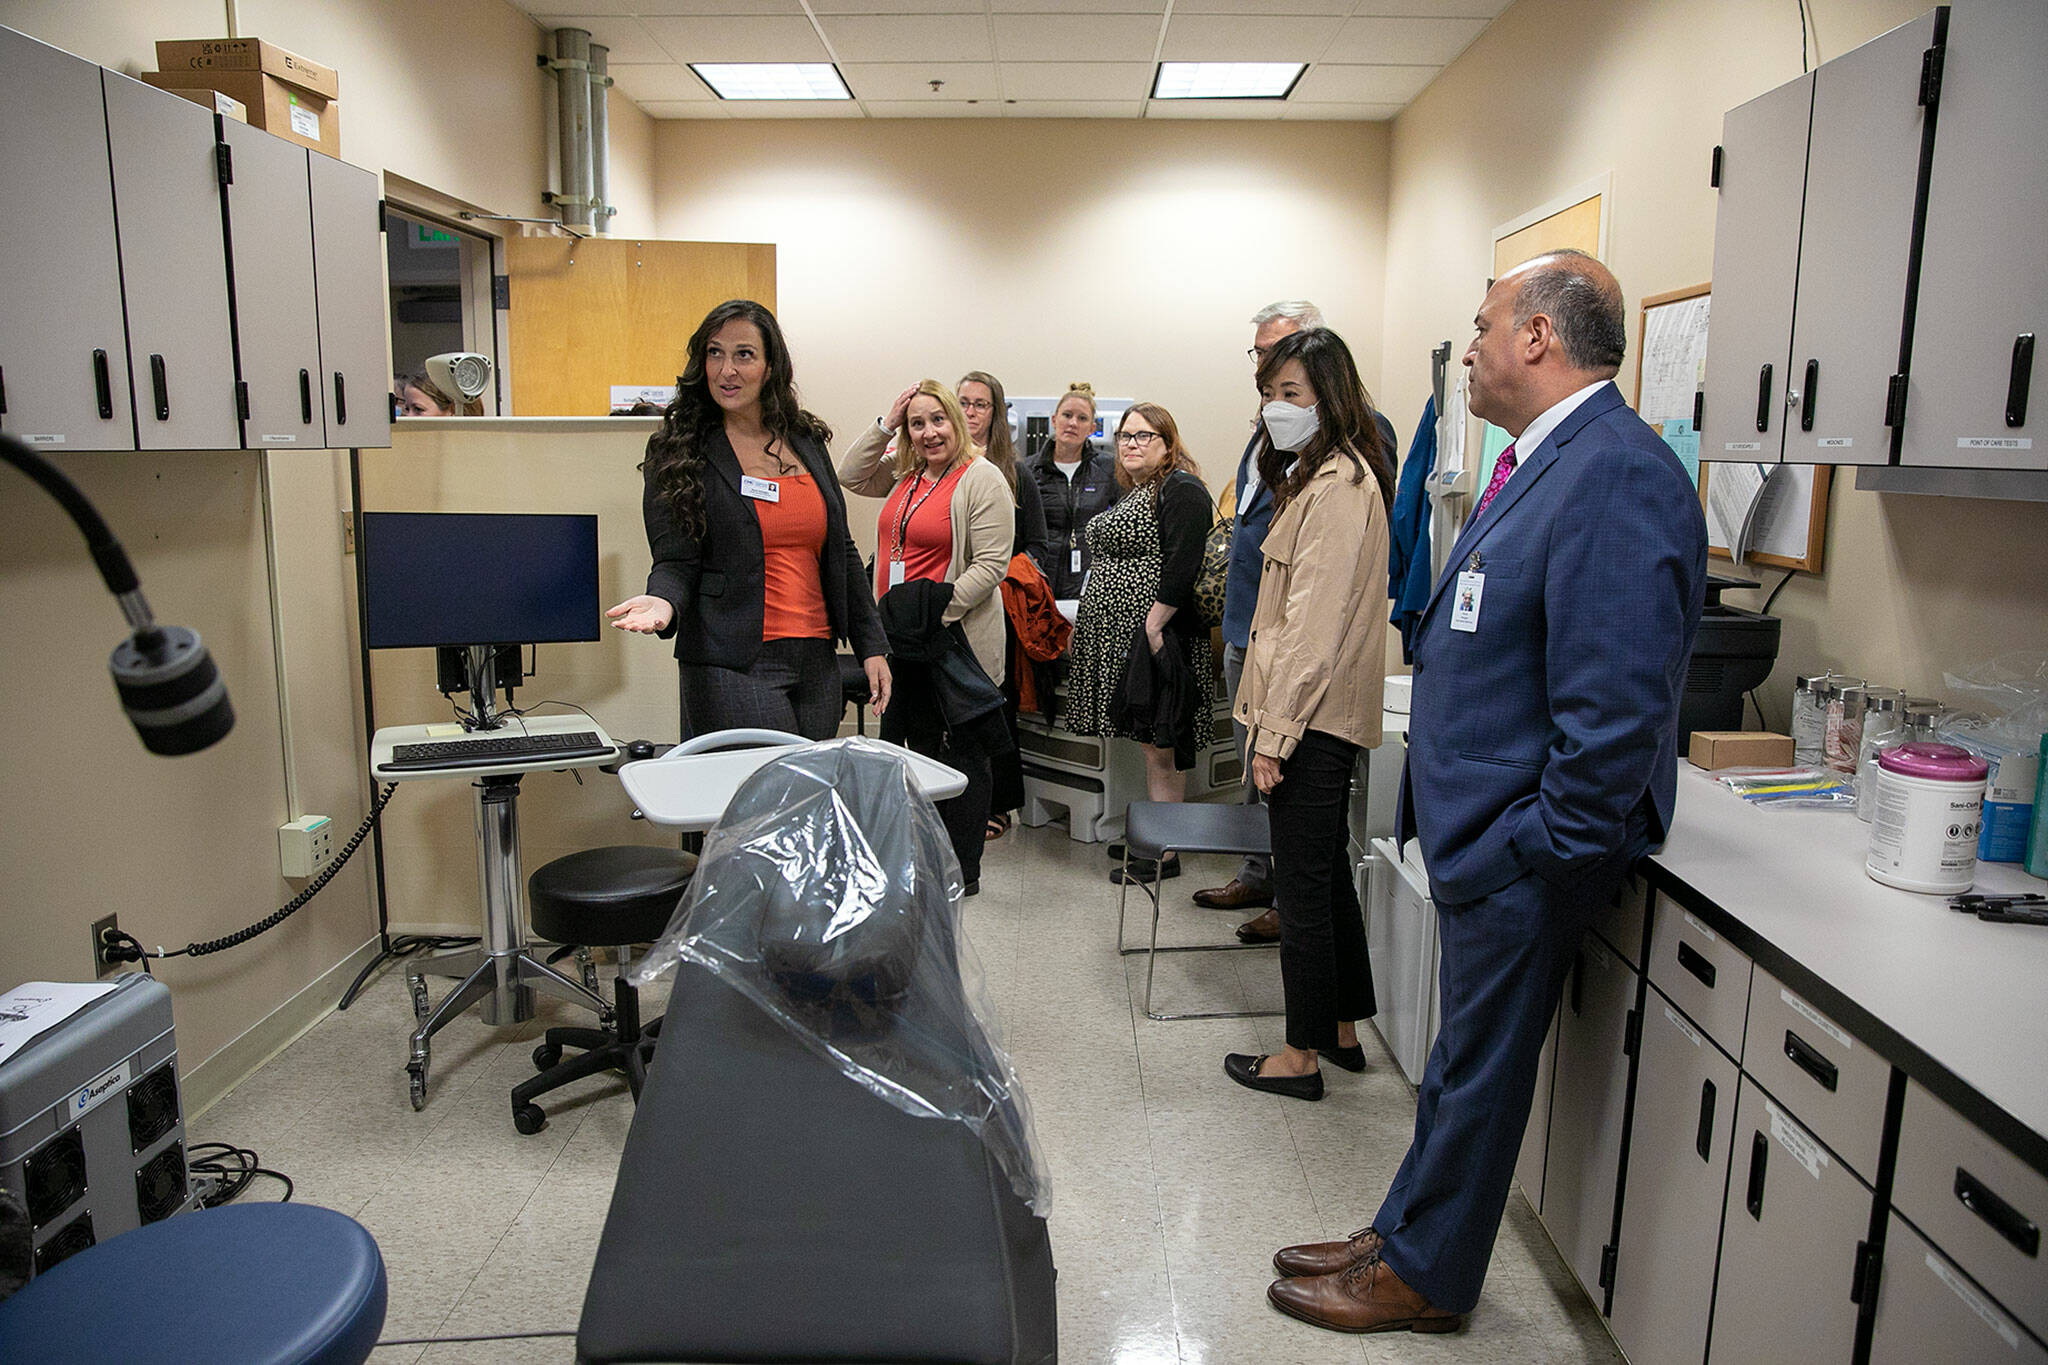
1699, 461, 1831, 571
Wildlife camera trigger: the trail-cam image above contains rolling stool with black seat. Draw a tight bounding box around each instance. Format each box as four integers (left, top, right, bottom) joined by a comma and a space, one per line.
511, 844, 695, 1135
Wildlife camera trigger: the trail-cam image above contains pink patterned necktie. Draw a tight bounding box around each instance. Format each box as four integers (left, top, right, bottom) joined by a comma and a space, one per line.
1473, 442, 1518, 517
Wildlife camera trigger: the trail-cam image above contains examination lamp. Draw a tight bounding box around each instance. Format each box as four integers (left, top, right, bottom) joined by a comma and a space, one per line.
424, 351, 493, 404
0, 433, 234, 755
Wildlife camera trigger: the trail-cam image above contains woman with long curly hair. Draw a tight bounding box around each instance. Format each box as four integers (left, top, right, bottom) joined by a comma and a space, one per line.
607, 299, 890, 738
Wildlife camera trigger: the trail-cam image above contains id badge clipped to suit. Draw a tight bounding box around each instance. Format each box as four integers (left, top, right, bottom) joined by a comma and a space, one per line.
740, 474, 780, 503
1451, 553, 1484, 633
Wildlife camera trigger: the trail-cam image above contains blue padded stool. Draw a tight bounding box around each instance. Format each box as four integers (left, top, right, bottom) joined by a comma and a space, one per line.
0, 1202, 386, 1364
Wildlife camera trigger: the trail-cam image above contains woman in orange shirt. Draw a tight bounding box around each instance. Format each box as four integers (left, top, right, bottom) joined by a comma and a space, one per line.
608, 299, 890, 739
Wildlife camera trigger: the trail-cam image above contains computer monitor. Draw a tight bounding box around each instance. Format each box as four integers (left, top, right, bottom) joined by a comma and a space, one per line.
360, 512, 601, 651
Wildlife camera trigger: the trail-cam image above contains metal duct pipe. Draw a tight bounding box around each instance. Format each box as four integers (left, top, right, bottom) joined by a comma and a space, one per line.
552, 28, 593, 230
589, 43, 612, 234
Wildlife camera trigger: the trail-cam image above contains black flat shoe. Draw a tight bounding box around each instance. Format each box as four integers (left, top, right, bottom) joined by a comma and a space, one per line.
1111, 854, 1180, 885
1224, 1052, 1324, 1101
1320, 1044, 1368, 1073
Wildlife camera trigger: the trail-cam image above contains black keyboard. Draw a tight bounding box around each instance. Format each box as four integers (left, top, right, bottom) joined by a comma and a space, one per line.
384, 730, 613, 772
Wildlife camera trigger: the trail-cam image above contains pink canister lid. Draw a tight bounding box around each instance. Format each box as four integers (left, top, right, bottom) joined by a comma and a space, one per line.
1876, 741, 1989, 781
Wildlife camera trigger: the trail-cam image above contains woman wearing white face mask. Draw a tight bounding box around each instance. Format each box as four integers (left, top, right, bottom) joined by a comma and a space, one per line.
1223, 327, 1396, 1101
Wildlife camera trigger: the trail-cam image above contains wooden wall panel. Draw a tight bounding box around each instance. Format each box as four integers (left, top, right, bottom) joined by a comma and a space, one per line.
506, 237, 775, 415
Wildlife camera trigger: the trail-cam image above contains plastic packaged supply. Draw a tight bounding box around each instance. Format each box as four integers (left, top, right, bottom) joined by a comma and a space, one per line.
2030, 733, 2048, 880
1902, 697, 1945, 742
1718, 765, 1858, 809
1853, 692, 1906, 823
1866, 742, 1989, 894
1791, 673, 1835, 767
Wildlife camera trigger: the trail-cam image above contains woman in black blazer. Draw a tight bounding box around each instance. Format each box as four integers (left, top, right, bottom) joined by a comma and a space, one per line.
608, 299, 891, 739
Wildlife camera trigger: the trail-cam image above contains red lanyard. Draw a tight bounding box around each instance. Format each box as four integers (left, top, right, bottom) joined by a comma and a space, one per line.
890, 470, 945, 562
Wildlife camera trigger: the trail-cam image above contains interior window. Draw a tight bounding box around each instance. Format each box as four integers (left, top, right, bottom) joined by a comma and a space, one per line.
385, 208, 498, 414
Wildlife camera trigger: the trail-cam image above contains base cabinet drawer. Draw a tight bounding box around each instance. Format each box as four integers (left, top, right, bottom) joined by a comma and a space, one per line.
1609, 989, 1741, 1365
1893, 1082, 2048, 1340
1708, 1078, 1873, 1362
1649, 897, 1752, 1057
1743, 965, 1891, 1180
1871, 1218, 2048, 1364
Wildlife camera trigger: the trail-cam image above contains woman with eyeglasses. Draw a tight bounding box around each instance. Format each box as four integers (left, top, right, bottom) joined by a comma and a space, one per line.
1026, 382, 1117, 603
959, 371, 1051, 842
1221, 327, 1393, 1102
839, 379, 1015, 894
1061, 403, 1217, 883
608, 299, 890, 741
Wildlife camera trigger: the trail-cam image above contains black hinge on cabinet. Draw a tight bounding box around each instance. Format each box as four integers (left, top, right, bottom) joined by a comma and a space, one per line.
1885, 373, 1910, 427
1622, 1007, 1642, 1058
1919, 43, 1945, 109
1598, 1244, 1619, 1292
1709, 144, 1723, 188
235, 381, 251, 421
377, 197, 390, 232
492, 274, 512, 310
215, 142, 233, 187
1849, 1239, 1882, 1305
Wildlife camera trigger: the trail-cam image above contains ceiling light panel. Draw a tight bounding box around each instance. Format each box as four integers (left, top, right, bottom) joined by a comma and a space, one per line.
642, 15, 829, 63
691, 63, 853, 99
991, 13, 1165, 62
1151, 62, 1305, 100
816, 14, 994, 63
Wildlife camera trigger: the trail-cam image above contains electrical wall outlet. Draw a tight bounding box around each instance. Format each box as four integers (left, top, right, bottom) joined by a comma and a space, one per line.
279, 815, 335, 879
91, 913, 123, 977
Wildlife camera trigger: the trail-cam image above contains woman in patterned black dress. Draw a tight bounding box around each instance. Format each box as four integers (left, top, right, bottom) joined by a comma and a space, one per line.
1063, 402, 1216, 883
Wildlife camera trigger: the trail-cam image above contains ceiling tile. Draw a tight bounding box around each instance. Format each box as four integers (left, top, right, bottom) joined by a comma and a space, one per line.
1159, 14, 1340, 60
1145, 98, 1286, 119
988, 0, 1166, 11
532, 15, 671, 63
1168, 0, 1350, 13
999, 61, 1152, 100
611, 0, 806, 13
1290, 62, 1436, 103
841, 61, 1001, 99
862, 99, 1004, 116
720, 99, 867, 117
812, 0, 993, 11
818, 14, 994, 62
639, 101, 730, 117
991, 14, 1164, 62
1350, 0, 1508, 15
639, 14, 830, 61
606, 63, 718, 100
1322, 16, 1488, 65
1281, 101, 1407, 120
1002, 100, 1147, 117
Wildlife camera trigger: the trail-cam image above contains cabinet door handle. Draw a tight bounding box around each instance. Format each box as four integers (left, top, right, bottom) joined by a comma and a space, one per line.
1746, 1130, 1769, 1219
333, 372, 347, 426
2, 363, 11, 415
299, 368, 313, 424
1800, 359, 1819, 432
1955, 1167, 2041, 1258
1695, 1078, 1718, 1163
1784, 1029, 1838, 1092
1755, 363, 1773, 433
1676, 939, 1717, 989
2010, 333, 2034, 428
93, 349, 113, 419
150, 355, 170, 421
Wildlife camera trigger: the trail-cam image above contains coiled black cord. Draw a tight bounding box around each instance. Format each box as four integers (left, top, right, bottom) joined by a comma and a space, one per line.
188, 1141, 293, 1204
107, 784, 398, 964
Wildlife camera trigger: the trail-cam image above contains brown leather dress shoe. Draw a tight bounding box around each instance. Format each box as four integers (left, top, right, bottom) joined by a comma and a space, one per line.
1192, 878, 1273, 910
1235, 907, 1281, 944
1273, 1227, 1383, 1278
1266, 1255, 1463, 1335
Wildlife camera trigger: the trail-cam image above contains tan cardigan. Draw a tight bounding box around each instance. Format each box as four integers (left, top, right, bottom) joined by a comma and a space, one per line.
839, 421, 1015, 684
1235, 455, 1390, 760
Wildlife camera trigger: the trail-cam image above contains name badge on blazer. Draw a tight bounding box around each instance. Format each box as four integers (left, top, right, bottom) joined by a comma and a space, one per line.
1451, 564, 1484, 633
740, 475, 780, 502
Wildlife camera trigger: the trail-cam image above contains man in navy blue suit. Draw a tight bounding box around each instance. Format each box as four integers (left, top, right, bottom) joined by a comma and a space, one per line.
1266, 250, 1708, 1334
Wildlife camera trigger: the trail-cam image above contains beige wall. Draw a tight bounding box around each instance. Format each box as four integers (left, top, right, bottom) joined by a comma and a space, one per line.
1381, 0, 2047, 719
652, 117, 1392, 541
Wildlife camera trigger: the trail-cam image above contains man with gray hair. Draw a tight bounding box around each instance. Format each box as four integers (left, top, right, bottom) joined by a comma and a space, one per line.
1265, 250, 1706, 1334
1191, 301, 1325, 927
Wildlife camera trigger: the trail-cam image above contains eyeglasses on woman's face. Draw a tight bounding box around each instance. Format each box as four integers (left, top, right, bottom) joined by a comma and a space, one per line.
958, 397, 995, 413
1116, 430, 1162, 448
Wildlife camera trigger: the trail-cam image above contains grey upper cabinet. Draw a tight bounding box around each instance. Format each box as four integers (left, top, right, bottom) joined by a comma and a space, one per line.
221, 122, 326, 450
308, 154, 390, 450
1781, 11, 1937, 467
1901, 0, 2047, 471
0, 26, 132, 451
100, 72, 240, 453
1701, 72, 1811, 464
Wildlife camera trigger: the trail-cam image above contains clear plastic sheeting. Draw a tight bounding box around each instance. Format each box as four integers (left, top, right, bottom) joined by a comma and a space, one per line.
629, 737, 1049, 1213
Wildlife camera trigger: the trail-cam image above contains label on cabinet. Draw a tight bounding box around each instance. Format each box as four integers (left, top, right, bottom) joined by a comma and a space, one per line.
1780, 988, 1851, 1049
1765, 1097, 1828, 1180
1816, 437, 1853, 448
260, 433, 299, 443
21, 434, 65, 444
1723, 442, 1763, 452
1926, 1251, 2023, 1350
1958, 437, 2033, 450
1664, 1002, 1703, 1049
1682, 911, 1719, 942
